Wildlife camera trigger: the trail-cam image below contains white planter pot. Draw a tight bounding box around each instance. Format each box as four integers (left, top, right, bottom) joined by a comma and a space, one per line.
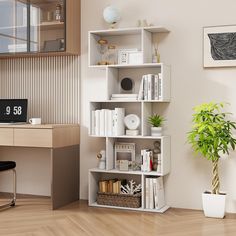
202, 191, 226, 218
151, 127, 162, 137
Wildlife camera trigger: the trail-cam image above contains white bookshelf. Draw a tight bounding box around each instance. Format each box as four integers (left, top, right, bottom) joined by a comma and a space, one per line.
88, 26, 171, 213
88, 26, 169, 67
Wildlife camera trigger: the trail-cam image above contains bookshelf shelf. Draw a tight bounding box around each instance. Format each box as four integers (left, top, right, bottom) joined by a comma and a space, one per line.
90, 168, 166, 177
89, 63, 167, 69
89, 202, 169, 213
89, 26, 168, 37
88, 26, 171, 213
90, 135, 169, 140
90, 100, 170, 103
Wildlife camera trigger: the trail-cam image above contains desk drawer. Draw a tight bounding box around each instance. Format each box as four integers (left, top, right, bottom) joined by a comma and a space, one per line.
14, 129, 53, 148
0, 128, 14, 146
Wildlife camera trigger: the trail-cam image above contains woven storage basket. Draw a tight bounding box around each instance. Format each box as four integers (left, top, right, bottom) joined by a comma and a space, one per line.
97, 192, 141, 208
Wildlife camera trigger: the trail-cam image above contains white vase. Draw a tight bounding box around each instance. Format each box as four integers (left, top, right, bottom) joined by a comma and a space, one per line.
202, 191, 226, 218
151, 127, 162, 137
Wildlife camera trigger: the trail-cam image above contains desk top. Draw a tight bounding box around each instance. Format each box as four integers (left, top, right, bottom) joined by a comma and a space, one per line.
0, 124, 80, 148
0, 124, 79, 129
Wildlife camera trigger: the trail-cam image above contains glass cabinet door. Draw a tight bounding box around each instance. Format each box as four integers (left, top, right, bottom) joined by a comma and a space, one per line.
30, 0, 65, 53
0, 0, 65, 54
0, 0, 28, 54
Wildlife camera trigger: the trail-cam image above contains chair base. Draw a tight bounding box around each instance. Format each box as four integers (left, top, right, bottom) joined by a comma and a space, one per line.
0, 169, 16, 209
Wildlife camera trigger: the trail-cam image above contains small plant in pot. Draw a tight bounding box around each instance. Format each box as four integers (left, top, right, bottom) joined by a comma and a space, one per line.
187, 102, 236, 218
148, 114, 165, 137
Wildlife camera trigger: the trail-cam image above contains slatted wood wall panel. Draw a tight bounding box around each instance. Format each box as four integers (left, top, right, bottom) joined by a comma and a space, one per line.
0, 56, 80, 124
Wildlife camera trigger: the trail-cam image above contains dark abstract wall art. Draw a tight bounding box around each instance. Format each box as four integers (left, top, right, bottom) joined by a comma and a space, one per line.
208, 33, 236, 60
204, 25, 236, 67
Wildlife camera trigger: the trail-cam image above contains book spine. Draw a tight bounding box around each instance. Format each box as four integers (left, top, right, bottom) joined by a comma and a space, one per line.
104, 109, 109, 136
149, 178, 154, 209
146, 151, 151, 172
143, 75, 148, 100
158, 73, 163, 100
147, 74, 152, 100
91, 110, 95, 135
95, 110, 100, 136
100, 109, 105, 136
157, 153, 162, 174
155, 177, 165, 209
154, 74, 159, 100
153, 178, 158, 209
107, 110, 113, 136
138, 76, 144, 100
141, 149, 145, 171
141, 149, 149, 172
114, 108, 125, 136
112, 110, 116, 136
145, 178, 150, 209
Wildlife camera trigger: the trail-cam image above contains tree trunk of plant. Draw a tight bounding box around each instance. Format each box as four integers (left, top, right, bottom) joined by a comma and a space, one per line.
212, 159, 220, 194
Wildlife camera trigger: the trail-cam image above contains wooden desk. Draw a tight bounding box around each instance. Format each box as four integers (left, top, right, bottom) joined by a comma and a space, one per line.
0, 124, 80, 209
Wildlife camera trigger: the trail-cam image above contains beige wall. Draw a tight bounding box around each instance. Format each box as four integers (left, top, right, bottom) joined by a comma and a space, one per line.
80, 0, 236, 212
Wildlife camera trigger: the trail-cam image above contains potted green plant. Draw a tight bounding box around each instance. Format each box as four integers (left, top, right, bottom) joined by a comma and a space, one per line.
187, 102, 236, 218
148, 114, 165, 136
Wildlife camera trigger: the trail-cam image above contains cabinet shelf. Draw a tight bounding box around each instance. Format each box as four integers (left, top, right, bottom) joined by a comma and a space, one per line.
40, 21, 64, 30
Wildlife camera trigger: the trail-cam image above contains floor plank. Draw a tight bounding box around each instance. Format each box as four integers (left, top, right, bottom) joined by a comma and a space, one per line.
0, 198, 236, 236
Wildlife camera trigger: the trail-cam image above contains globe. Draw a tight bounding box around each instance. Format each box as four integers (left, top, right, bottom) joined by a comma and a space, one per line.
103, 6, 120, 28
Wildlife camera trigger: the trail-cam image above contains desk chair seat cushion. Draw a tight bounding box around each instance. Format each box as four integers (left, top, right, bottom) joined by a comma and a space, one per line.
0, 161, 16, 171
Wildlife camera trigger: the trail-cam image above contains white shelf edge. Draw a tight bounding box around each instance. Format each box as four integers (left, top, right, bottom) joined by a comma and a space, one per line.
89, 26, 169, 36
90, 100, 170, 103
89, 135, 170, 139
89, 63, 170, 69
89, 202, 169, 213
144, 205, 170, 213
89, 168, 166, 176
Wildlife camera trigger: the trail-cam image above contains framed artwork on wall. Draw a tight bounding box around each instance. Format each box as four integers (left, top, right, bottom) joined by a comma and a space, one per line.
203, 25, 236, 67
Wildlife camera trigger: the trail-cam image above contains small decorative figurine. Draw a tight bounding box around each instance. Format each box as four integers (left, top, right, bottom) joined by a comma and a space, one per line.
97, 150, 106, 170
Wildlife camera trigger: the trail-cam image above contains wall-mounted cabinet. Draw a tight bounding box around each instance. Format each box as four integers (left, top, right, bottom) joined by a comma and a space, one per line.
0, 0, 80, 57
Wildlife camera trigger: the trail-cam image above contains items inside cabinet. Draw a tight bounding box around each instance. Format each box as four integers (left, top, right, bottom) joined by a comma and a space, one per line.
30, 0, 65, 52
0, 0, 80, 55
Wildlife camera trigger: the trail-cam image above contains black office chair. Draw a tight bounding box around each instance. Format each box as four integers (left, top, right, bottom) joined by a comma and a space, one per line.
0, 161, 16, 209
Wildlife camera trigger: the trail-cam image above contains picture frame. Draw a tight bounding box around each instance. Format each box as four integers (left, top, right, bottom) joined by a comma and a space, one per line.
203, 25, 236, 67
118, 49, 139, 65
114, 142, 135, 170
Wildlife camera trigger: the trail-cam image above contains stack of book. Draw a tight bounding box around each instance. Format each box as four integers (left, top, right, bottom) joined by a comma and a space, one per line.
141, 149, 162, 173
145, 177, 165, 210
138, 73, 163, 100
99, 179, 127, 194
91, 108, 125, 136
111, 94, 138, 101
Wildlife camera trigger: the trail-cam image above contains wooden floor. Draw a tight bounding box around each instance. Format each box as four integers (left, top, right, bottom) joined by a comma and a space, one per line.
0, 198, 236, 236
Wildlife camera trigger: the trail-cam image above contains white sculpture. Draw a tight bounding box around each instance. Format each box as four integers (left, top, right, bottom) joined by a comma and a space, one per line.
121, 180, 142, 195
